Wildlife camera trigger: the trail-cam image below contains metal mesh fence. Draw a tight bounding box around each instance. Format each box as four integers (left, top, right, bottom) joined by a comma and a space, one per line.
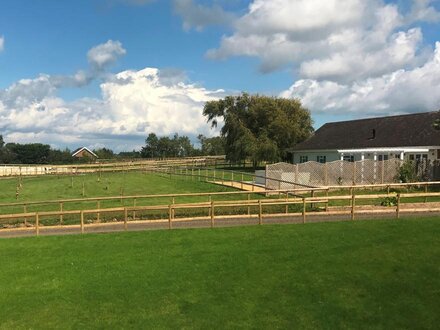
266, 159, 406, 187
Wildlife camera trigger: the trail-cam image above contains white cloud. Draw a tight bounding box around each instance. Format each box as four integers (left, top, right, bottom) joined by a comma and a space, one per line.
173, 0, 235, 31
207, 0, 438, 83
0, 68, 224, 151
407, 0, 440, 23
281, 42, 440, 115
0, 36, 4, 52
87, 40, 126, 70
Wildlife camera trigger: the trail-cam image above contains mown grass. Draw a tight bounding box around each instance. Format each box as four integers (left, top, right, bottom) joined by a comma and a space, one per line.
0, 218, 439, 329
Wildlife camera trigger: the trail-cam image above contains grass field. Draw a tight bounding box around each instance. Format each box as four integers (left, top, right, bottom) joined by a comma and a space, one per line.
0, 218, 439, 329
0, 171, 240, 203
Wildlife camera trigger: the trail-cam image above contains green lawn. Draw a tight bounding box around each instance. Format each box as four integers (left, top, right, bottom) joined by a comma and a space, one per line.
0, 218, 439, 329
0, 171, 238, 203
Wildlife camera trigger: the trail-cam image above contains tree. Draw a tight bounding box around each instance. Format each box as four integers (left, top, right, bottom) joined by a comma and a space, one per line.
141, 133, 196, 158
93, 148, 115, 159
6, 143, 51, 164
141, 133, 160, 158
203, 93, 313, 166
197, 135, 225, 156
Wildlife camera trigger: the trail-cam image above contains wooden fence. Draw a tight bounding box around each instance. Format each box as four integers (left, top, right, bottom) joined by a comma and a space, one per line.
1, 182, 440, 236
0, 156, 226, 177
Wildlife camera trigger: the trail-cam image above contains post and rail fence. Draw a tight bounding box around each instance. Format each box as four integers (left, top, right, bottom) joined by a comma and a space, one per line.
1, 181, 440, 237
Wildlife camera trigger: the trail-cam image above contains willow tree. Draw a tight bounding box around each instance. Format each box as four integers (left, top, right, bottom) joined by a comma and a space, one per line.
203, 93, 313, 166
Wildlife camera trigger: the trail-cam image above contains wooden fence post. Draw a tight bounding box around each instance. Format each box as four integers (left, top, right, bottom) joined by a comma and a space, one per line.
247, 193, 251, 216
351, 193, 356, 220
352, 162, 356, 185
258, 199, 262, 225
210, 201, 215, 228
285, 192, 289, 214
168, 204, 173, 229
35, 212, 39, 236
424, 184, 428, 203
97, 200, 101, 222
302, 198, 306, 224
381, 160, 385, 184
396, 193, 401, 219
24, 204, 27, 226
133, 198, 137, 220
59, 202, 63, 226
80, 211, 84, 234
124, 208, 128, 231
325, 189, 329, 212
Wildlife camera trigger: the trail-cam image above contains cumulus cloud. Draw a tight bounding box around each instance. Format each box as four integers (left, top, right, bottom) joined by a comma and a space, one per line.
207, 0, 439, 83
281, 42, 440, 115
45, 40, 127, 90
173, 0, 235, 31
87, 40, 126, 70
0, 36, 4, 52
0, 68, 224, 151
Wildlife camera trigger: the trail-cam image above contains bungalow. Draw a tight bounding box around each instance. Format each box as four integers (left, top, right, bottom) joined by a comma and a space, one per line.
72, 147, 98, 160
292, 111, 440, 164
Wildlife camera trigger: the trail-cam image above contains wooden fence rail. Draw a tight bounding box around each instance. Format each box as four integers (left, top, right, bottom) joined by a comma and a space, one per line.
1, 190, 440, 237
1, 181, 440, 223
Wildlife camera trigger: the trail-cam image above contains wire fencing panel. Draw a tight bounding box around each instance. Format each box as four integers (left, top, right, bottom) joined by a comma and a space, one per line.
326, 161, 354, 185
266, 159, 404, 187
265, 162, 296, 190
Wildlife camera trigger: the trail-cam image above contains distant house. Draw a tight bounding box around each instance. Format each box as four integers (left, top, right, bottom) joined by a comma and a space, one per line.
72, 147, 98, 160
292, 111, 440, 163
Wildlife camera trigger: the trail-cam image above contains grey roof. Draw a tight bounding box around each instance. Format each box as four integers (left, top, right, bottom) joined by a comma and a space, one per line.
293, 111, 440, 151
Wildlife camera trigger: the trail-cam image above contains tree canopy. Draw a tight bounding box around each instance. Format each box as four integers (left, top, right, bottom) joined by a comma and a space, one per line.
197, 135, 225, 156
141, 133, 196, 158
203, 93, 313, 165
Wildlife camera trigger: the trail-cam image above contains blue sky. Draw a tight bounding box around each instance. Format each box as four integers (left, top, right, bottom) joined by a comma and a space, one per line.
0, 0, 440, 151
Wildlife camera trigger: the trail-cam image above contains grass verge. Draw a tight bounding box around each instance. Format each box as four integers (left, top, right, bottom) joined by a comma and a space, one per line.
0, 217, 439, 329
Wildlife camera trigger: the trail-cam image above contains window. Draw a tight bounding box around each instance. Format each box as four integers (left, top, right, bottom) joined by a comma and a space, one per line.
409, 154, 428, 161
343, 155, 354, 162
437, 150, 440, 160
378, 155, 388, 161
316, 155, 326, 163
409, 154, 415, 161
299, 155, 308, 163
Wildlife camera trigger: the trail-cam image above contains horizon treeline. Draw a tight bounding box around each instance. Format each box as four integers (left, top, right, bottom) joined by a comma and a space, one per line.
0, 134, 225, 165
